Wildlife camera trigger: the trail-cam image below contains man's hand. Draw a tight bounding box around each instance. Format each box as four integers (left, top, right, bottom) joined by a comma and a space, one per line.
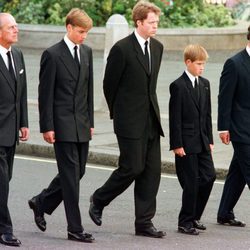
219, 132, 230, 145
173, 147, 186, 157
43, 131, 55, 144
90, 128, 94, 137
19, 127, 29, 141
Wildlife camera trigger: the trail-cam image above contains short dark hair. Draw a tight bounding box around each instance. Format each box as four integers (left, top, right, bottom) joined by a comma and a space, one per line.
247, 25, 250, 40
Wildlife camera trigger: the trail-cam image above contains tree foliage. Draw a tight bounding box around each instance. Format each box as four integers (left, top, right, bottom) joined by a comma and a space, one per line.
0, 0, 235, 27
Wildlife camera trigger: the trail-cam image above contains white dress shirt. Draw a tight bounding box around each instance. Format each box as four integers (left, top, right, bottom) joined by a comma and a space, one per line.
64, 35, 80, 63
185, 69, 198, 87
0, 45, 15, 73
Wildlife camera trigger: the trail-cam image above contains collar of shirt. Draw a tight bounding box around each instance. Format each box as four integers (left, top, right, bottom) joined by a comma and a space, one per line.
185, 69, 198, 88
0, 44, 11, 69
246, 45, 250, 56
134, 29, 150, 56
64, 35, 80, 61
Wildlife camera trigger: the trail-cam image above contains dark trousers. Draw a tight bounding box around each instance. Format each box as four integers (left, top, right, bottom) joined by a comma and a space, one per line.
0, 145, 16, 234
175, 151, 215, 227
36, 142, 89, 232
217, 142, 249, 220
93, 114, 161, 229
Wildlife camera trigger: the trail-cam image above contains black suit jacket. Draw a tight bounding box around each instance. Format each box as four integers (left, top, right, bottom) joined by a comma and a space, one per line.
0, 47, 28, 146
169, 72, 213, 154
218, 49, 250, 144
39, 40, 94, 142
103, 33, 164, 139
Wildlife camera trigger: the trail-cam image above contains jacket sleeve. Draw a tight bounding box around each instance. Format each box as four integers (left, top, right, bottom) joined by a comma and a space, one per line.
206, 81, 213, 144
217, 58, 238, 131
88, 47, 94, 128
103, 44, 125, 119
169, 82, 183, 150
38, 50, 56, 133
19, 50, 29, 128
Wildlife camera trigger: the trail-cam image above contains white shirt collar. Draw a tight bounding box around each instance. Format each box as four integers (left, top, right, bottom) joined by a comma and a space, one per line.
64, 35, 79, 57
185, 69, 198, 87
0, 45, 12, 68
246, 45, 250, 56
134, 29, 150, 54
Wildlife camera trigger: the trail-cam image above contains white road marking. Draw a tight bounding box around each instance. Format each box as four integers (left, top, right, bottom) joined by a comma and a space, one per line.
15, 155, 225, 185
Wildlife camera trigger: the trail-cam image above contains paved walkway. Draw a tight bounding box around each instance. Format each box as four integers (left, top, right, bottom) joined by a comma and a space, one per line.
16, 48, 240, 178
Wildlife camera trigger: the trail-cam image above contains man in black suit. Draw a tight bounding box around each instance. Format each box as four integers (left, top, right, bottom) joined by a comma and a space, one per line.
89, 1, 165, 238
28, 8, 94, 243
216, 26, 250, 227
169, 44, 216, 235
0, 13, 29, 247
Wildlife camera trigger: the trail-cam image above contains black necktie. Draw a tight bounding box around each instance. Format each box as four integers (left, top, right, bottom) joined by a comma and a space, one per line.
194, 78, 200, 101
7, 51, 16, 82
74, 45, 80, 69
144, 41, 150, 73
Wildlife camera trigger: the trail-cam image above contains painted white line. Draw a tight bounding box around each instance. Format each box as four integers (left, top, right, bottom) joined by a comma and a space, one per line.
15, 155, 225, 184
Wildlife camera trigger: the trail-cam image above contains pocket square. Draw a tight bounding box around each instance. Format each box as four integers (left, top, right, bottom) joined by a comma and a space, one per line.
19, 69, 24, 74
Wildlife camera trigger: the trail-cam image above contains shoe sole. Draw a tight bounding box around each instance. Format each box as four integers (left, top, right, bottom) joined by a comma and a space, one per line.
178, 229, 199, 235
217, 222, 246, 227
135, 232, 163, 238
28, 200, 46, 232
89, 196, 102, 226
68, 236, 94, 243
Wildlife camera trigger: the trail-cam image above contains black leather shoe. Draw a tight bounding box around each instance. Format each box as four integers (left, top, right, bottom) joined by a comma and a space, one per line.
89, 195, 103, 226
178, 226, 199, 235
193, 220, 206, 230
135, 226, 166, 238
28, 197, 46, 231
217, 217, 246, 227
68, 231, 94, 243
0, 233, 21, 247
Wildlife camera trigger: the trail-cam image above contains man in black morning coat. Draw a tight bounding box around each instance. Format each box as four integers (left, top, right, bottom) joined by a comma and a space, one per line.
89, 1, 165, 238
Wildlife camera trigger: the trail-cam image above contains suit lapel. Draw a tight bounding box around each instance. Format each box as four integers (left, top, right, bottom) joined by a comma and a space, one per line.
241, 49, 250, 75
0, 53, 16, 94
198, 77, 206, 110
183, 72, 199, 110
75, 45, 88, 93
59, 40, 79, 81
12, 48, 22, 99
132, 33, 150, 76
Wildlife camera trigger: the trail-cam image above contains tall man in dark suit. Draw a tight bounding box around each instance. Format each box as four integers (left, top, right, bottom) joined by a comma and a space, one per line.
216, 26, 250, 227
28, 8, 94, 243
169, 44, 216, 235
89, 1, 165, 238
0, 13, 29, 247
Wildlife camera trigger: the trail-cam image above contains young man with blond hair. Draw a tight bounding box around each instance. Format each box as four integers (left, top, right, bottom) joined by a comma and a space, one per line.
28, 8, 94, 243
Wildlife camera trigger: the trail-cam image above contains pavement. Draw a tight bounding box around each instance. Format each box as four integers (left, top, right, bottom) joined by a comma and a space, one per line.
15, 47, 240, 179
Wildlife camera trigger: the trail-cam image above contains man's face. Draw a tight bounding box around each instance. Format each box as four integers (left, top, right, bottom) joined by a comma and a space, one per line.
186, 59, 206, 77
0, 14, 18, 48
67, 24, 88, 44
136, 12, 159, 40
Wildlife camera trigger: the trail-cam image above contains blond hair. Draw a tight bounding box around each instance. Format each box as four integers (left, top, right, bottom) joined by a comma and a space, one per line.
65, 8, 93, 30
184, 44, 209, 62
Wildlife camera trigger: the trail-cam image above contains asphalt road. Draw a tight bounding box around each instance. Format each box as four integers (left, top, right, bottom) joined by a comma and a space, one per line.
5, 155, 250, 249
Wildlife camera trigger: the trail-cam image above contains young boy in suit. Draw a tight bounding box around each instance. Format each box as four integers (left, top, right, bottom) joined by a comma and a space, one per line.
169, 44, 216, 235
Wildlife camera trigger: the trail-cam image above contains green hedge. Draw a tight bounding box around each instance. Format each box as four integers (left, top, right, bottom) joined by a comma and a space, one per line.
1, 0, 235, 27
